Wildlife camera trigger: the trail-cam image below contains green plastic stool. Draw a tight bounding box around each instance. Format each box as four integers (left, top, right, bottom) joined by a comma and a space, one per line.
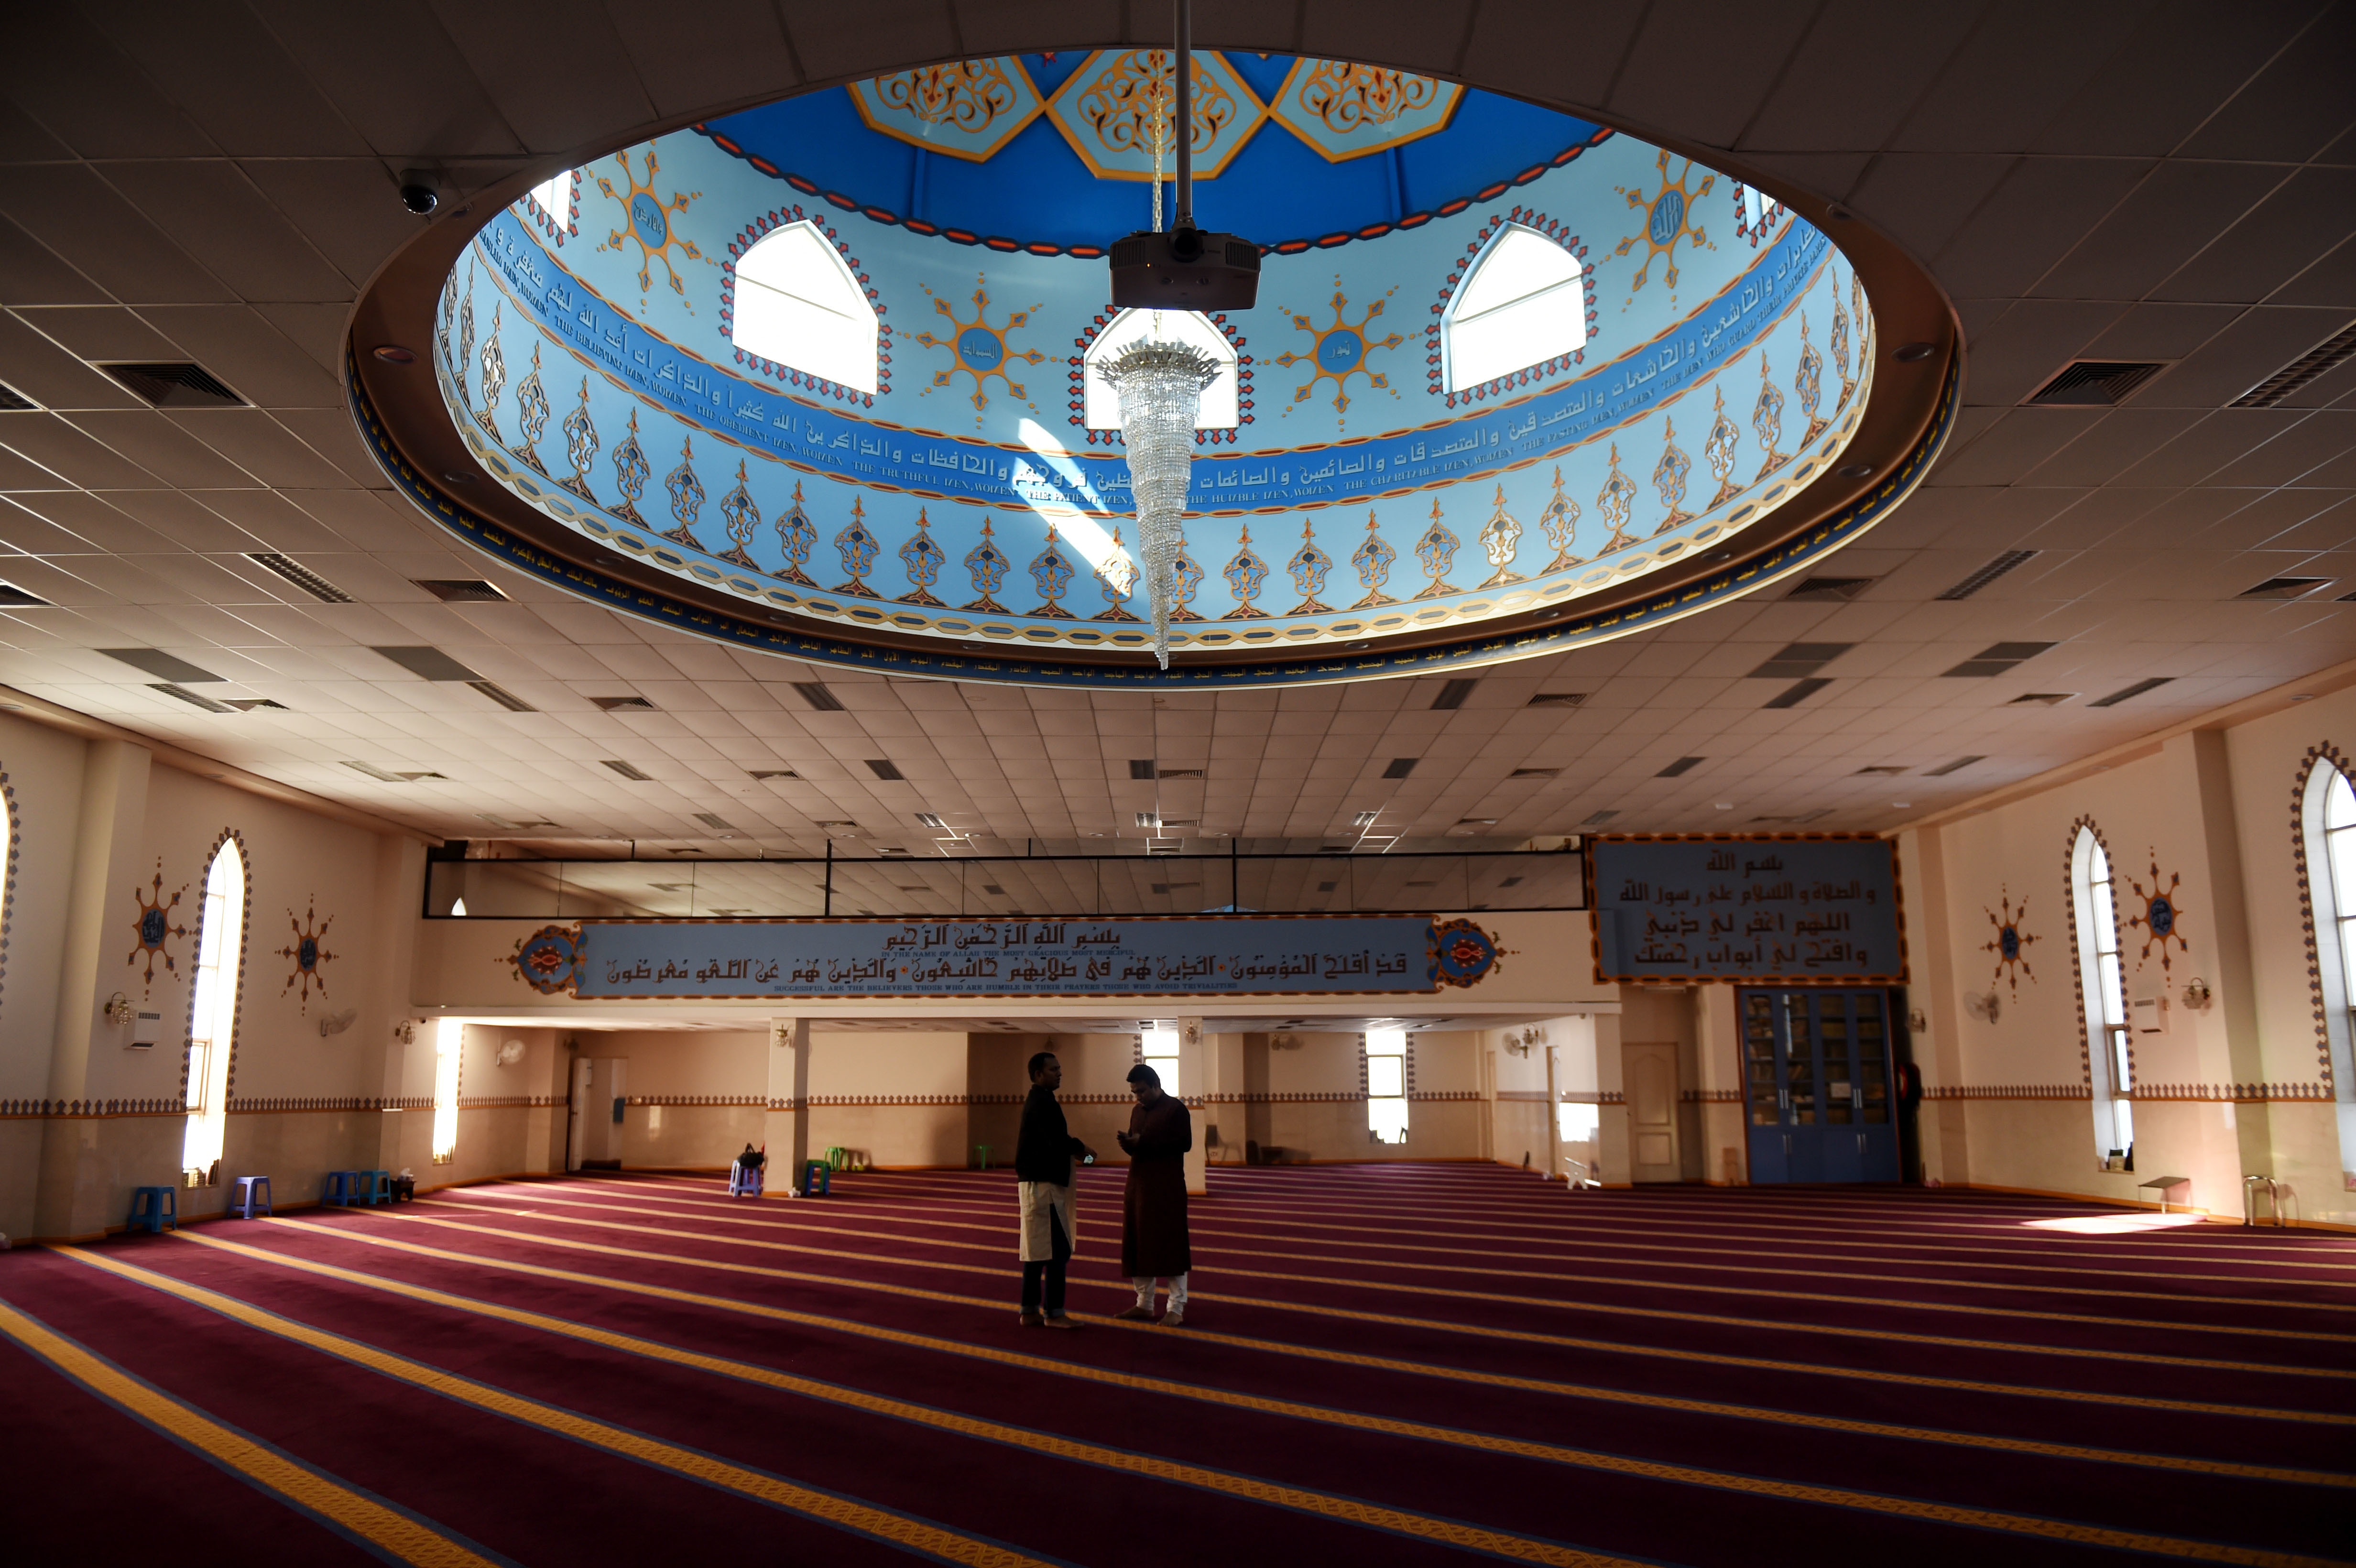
799, 1159, 832, 1197
972, 1143, 993, 1170
824, 1145, 849, 1171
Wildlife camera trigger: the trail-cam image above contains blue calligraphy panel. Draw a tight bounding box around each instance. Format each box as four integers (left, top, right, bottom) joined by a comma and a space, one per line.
1588, 837, 1905, 983
571, 915, 1443, 998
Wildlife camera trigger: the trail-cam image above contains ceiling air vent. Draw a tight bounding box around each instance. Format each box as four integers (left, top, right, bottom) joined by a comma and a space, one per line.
1431, 678, 1480, 710
1510, 766, 1560, 778
1855, 766, 1908, 776
152, 683, 230, 712
1134, 811, 1161, 828
223, 698, 286, 711
1528, 692, 1587, 707
915, 813, 947, 829
99, 361, 245, 408
1935, 550, 2038, 600
414, 578, 509, 602
0, 580, 54, 607
865, 758, 905, 780
593, 695, 657, 711
794, 682, 845, 711
372, 645, 481, 682
602, 759, 653, 781
750, 769, 800, 781
1351, 811, 1380, 827
103, 647, 221, 682
2089, 678, 2172, 708
2237, 577, 2330, 599
1157, 767, 1204, 779
0, 381, 36, 412
1129, 759, 1158, 779
1382, 757, 1418, 779
2008, 692, 2074, 707
1783, 576, 1874, 602
342, 761, 403, 781
2026, 360, 2167, 406
693, 812, 735, 830
1656, 757, 1704, 777
469, 680, 536, 712
1942, 642, 2055, 677
1763, 678, 1833, 709
1582, 809, 1621, 825
1923, 755, 1985, 776
2233, 319, 2356, 408
244, 552, 351, 604
480, 814, 561, 830
1749, 642, 1852, 678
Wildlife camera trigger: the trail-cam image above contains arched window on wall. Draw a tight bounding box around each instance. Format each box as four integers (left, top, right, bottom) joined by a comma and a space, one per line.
1441, 223, 1586, 392
2068, 825, 2134, 1165
182, 838, 247, 1181
2299, 758, 2356, 1165
731, 221, 880, 394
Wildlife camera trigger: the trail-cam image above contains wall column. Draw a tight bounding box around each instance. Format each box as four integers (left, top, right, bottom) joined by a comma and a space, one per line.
34, 739, 153, 1242
1593, 1008, 1629, 1184
2177, 729, 2271, 1192
1178, 1016, 1207, 1196
766, 1017, 810, 1191
1906, 826, 1972, 1187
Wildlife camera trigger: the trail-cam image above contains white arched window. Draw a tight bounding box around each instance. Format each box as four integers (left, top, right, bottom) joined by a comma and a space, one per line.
522, 169, 578, 239
432, 1017, 465, 1165
1082, 309, 1239, 431
2301, 762, 2356, 1168
183, 838, 246, 1180
1442, 224, 1586, 392
2069, 825, 2134, 1164
731, 221, 880, 394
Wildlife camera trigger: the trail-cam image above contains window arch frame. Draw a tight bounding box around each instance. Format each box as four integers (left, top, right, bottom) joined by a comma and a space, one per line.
2295, 745, 2356, 1100
181, 828, 250, 1181
0, 766, 15, 1017
2065, 818, 2134, 1164
727, 216, 884, 398
1440, 220, 1591, 397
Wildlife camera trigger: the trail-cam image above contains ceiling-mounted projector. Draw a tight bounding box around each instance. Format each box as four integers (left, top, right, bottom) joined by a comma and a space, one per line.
1108, 0, 1257, 312
1109, 226, 1260, 310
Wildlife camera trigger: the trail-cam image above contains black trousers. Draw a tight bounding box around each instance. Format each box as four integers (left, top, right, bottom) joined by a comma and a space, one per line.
1019, 1204, 1072, 1314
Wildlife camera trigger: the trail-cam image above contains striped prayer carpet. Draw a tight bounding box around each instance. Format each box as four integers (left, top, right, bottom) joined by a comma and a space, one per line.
2, 1164, 2350, 1567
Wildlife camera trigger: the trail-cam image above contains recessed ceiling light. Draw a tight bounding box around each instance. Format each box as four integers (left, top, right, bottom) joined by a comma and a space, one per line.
1713, 802, 1734, 810
2291, 693, 2317, 702
1894, 343, 1935, 363
1891, 801, 1911, 808
373, 345, 416, 364
441, 471, 475, 484
1836, 463, 1872, 479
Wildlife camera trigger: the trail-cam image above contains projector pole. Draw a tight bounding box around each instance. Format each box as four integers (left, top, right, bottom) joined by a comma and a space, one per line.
1173, 0, 1192, 231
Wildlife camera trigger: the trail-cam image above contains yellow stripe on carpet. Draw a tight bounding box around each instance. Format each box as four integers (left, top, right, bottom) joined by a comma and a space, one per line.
166, 1229, 1640, 1568
50, 1247, 1054, 1568
0, 1297, 498, 1568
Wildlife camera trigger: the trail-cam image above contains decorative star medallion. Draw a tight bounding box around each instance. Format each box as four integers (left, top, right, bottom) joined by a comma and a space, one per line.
1981, 887, 2037, 996
277, 900, 338, 1013
128, 861, 188, 994
2125, 852, 2188, 975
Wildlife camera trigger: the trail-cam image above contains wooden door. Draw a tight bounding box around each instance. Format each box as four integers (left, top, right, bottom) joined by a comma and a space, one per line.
1623, 1042, 1681, 1182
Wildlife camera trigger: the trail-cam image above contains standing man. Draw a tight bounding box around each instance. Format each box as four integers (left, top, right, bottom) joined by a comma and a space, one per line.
1116, 1062, 1193, 1326
1015, 1050, 1092, 1328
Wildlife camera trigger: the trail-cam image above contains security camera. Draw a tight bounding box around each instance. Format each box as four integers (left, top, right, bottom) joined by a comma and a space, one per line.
398, 170, 440, 216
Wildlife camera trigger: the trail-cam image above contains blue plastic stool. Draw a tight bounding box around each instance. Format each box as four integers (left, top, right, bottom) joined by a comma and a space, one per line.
356, 1169, 392, 1206
128, 1187, 176, 1233
323, 1170, 360, 1206
799, 1160, 831, 1197
728, 1164, 765, 1198
230, 1176, 272, 1219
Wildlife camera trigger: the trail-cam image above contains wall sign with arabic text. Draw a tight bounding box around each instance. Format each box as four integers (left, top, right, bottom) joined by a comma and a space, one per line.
1586, 834, 1905, 984
507, 915, 1502, 999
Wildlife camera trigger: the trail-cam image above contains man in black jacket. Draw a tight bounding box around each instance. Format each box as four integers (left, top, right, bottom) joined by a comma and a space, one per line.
1015, 1050, 1094, 1328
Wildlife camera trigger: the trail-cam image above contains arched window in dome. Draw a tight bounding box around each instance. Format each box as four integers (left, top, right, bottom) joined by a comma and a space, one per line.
522, 169, 578, 240
2068, 824, 2134, 1165
183, 836, 247, 1183
2299, 757, 2356, 1159
1442, 224, 1586, 393
1082, 310, 1239, 432
731, 221, 881, 395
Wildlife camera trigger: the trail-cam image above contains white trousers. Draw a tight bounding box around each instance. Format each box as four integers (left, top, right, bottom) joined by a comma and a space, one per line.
1132, 1273, 1188, 1309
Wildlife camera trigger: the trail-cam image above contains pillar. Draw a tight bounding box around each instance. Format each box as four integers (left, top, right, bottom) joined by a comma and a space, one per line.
766, 1018, 810, 1191
1178, 1015, 1208, 1196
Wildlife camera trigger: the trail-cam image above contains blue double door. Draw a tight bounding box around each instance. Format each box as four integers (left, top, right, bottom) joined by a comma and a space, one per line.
1741, 988, 1900, 1183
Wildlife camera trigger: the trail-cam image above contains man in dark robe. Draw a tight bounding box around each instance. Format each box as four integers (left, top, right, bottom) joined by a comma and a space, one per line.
1014, 1051, 1092, 1328
1115, 1062, 1192, 1326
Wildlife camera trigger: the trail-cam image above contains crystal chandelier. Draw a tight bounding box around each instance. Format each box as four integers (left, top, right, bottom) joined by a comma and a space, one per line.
1098, 339, 1218, 668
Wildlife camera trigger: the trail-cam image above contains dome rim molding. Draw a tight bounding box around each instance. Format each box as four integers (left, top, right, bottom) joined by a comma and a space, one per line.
346, 49, 1962, 692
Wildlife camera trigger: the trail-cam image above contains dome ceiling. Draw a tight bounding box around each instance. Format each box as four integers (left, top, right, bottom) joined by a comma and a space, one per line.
357, 51, 1958, 690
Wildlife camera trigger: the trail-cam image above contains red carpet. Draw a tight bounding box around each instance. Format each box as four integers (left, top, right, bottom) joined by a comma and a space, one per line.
3, 1165, 2350, 1566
